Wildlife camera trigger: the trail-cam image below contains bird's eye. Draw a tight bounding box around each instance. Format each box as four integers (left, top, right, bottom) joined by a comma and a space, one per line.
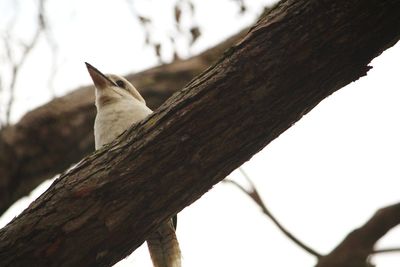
116, 80, 125, 88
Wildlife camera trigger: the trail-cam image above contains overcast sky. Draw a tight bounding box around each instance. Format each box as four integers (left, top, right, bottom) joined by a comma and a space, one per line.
0, 1, 399, 266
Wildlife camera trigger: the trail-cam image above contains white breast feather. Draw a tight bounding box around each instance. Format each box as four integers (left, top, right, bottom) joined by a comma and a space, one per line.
94, 98, 152, 149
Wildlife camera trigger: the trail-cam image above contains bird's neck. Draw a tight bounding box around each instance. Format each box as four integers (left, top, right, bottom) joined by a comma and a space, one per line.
94, 99, 152, 149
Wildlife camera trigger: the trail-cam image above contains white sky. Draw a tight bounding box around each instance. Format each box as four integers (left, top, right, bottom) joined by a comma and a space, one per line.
0, 0, 399, 266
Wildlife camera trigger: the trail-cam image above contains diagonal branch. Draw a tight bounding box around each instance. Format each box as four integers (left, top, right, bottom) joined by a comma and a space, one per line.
226, 171, 400, 266
0, 0, 399, 266
0, 28, 247, 215
224, 168, 322, 258
316, 203, 400, 267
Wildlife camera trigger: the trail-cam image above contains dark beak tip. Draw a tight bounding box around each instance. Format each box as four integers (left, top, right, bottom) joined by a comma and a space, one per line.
85, 63, 115, 88
85, 62, 93, 70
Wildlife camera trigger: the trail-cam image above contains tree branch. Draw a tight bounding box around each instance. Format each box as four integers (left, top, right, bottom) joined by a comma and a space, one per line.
224, 168, 322, 258
228, 173, 400, 267
0, 28, 247, 215
316, 203, 400, 267
372, 247, 400, 254
0, 0, 399, 266
4, 0, 47, 124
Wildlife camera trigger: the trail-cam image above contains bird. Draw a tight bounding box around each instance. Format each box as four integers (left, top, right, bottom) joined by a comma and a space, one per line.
86, 62, 182, 267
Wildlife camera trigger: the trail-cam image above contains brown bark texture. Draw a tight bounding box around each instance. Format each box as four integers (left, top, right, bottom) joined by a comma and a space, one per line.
316, 203, 400, 267
0, 29, 246, 215
1, 0, 400, 266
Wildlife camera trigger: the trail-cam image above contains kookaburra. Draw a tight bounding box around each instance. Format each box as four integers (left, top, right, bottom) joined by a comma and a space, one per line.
86, 62, 181, 267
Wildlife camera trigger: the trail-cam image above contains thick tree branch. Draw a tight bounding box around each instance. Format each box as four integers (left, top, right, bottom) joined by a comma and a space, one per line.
0, 0, 399, 266
316, 203, 400, 267
0, 29, 246, 215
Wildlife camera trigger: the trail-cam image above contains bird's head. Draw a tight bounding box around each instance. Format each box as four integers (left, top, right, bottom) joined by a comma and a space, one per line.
85, 62, 146, 107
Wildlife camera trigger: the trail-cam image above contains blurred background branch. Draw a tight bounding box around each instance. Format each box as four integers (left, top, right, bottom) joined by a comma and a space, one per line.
2, 0, 47, 126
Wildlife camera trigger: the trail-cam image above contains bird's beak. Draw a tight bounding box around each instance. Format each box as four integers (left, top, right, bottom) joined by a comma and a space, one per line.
85, 62, 116, 89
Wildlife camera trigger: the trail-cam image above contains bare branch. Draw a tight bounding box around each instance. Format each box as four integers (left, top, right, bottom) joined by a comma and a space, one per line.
42, 10, 59, 97
224, 168, 322, 258
372, 247, 400, 254
316, 203, 400, 267
226, 169, 400, 266
4, 0, 47, 125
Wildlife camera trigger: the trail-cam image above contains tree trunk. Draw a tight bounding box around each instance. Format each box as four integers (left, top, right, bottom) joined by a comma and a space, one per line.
0, 29, 246, 215
1, 0, 399, 266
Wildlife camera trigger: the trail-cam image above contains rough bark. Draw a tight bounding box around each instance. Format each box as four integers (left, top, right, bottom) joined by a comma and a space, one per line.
316, 203, 400, 267
1, 0, 400, 266
0, 30, 246, 215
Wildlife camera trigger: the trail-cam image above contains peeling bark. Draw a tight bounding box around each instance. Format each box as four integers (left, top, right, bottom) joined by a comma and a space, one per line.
0, 0, 399, 266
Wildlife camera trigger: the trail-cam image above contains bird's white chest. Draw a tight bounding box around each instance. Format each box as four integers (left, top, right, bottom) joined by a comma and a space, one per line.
94, 99, 152, 149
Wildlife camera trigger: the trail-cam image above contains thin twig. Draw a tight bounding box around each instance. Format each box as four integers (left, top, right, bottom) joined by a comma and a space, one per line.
371, 247, 400, 254
224, 167, 322, 258
41, 8, 58, 97
4, 0, 46, 124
